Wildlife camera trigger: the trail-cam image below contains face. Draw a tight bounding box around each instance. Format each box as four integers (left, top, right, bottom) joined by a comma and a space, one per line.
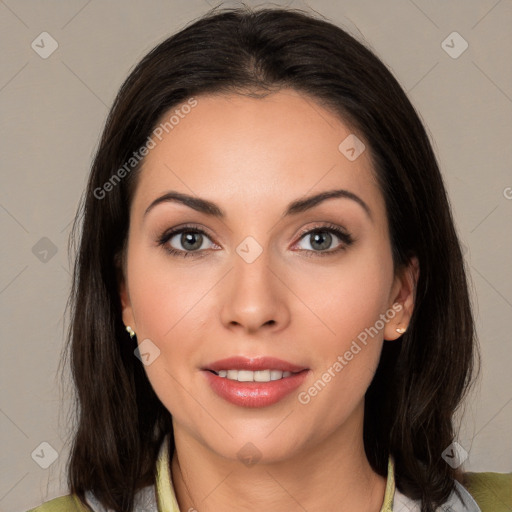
119, 89, 417, 464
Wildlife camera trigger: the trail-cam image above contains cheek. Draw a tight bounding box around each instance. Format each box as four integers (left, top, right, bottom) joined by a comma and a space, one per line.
125, 243, 235, 407
128, 245, 209, 340
293, 249, 393, 408
296, 249, 393, 349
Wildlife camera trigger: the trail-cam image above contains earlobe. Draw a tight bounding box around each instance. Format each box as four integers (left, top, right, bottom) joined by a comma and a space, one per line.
384, 305, 408, 340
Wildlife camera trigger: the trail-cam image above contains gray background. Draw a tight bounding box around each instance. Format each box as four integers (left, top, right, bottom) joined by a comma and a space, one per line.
1, 1, 511, 511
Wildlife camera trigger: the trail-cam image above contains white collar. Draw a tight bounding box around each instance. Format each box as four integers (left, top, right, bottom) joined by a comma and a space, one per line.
393, 479, 481, 511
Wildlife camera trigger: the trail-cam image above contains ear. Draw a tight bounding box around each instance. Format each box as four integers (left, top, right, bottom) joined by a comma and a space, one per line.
383, 255, 419, 341
116, 251, 137, 333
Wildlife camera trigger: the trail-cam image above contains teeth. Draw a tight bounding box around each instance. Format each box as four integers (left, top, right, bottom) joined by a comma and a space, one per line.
255, 370, 271, 382
215, 369, 294, 382
237, 370, 254, 382
271, 370, 282, 380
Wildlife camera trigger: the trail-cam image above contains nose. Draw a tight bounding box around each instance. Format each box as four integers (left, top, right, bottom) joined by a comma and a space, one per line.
219, 248, 291, 335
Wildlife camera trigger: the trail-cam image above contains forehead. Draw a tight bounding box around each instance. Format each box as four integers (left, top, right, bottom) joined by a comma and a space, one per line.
131, 89, 385, 224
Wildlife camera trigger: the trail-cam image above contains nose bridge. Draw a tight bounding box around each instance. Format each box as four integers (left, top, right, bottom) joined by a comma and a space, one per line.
220, 233, 289, 332
234, 239, 272, 293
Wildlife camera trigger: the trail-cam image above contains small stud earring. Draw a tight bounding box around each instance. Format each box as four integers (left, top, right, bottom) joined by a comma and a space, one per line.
395, 327, 407, 334
125, 325, 136, 338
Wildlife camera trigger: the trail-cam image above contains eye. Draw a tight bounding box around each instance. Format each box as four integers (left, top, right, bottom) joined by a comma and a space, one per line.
294, 223, 354, 257
157, 224, 216, 258
157, 222, 354, 259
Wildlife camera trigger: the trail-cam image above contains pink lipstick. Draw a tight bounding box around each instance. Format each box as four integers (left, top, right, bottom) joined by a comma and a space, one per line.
202, 356, 309, 408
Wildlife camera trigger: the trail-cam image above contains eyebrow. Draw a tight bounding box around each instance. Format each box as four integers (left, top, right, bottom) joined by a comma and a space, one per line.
144, 189, 372, 221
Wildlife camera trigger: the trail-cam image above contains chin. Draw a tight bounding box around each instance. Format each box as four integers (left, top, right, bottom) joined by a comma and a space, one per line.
198, 425, 307, 465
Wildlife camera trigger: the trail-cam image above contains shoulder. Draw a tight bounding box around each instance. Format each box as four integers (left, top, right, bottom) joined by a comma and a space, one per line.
26, 485, 158, 512
462, 471, 512, 511
393, 474, 509, 512
26, 494, 90, 512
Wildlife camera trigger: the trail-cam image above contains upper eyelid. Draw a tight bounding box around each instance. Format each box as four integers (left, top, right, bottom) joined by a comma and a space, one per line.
296, 223, 349, 237
161, 224, 214, 241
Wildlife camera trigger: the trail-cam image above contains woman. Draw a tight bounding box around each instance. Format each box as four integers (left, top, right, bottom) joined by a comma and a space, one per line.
28, 5, 510, 512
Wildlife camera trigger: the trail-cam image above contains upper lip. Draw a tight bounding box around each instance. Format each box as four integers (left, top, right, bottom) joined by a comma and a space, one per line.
204, 356, 308, 373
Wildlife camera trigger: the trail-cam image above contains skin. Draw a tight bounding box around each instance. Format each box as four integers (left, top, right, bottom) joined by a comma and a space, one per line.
119, 89, 419, 512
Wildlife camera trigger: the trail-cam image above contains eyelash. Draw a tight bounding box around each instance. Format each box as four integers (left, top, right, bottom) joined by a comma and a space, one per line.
156, 222, 354, 259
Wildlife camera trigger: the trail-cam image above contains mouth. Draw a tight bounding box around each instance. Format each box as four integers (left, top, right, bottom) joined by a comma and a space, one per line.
202, 356, 309, 408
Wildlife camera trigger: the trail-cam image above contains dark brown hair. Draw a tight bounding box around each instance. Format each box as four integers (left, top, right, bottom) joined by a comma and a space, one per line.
63, 5, 480, 511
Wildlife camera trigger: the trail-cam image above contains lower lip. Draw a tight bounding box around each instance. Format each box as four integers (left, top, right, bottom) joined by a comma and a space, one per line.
203, 370, 309, 408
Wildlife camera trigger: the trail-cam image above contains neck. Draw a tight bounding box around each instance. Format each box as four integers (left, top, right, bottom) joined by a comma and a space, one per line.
169, 408, 387, 512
